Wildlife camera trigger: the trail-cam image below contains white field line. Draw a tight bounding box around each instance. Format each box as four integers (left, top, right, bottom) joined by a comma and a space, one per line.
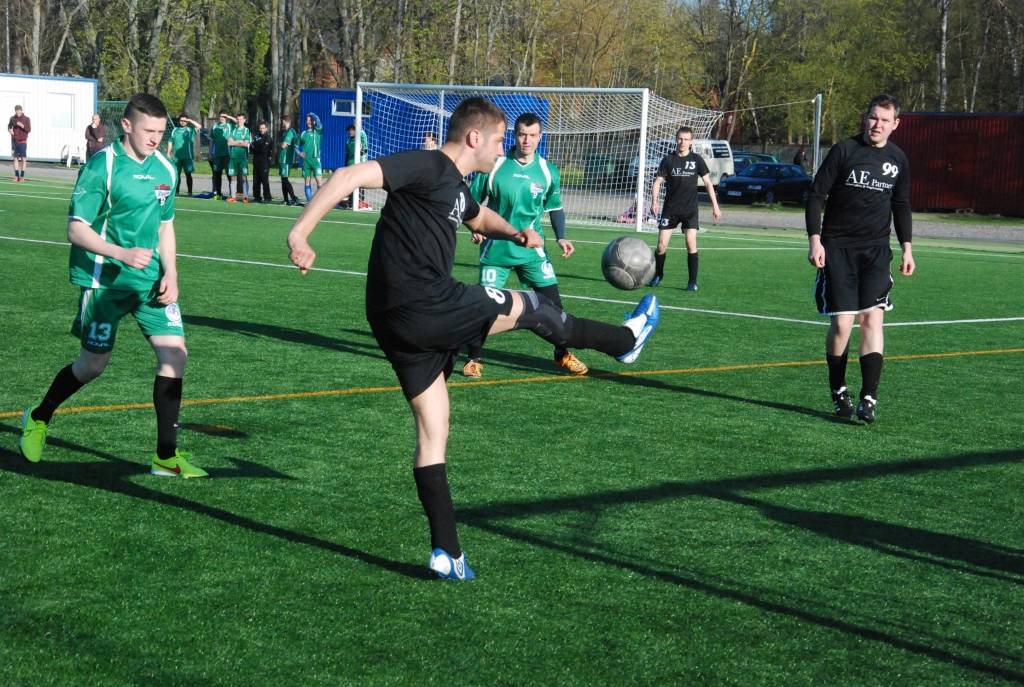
3, 234, 1022, 330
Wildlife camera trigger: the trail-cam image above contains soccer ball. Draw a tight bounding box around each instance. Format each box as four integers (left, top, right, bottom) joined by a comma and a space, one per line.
601, 236, 655, 290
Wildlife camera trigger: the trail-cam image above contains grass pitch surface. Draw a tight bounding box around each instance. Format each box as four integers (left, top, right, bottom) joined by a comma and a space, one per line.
1, 176, 1022, 685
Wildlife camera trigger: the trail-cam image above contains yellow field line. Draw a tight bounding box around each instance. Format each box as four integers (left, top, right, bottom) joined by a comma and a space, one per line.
2, 347, 1022, 420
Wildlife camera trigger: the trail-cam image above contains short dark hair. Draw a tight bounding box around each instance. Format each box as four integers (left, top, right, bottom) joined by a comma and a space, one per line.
178, 113, 188, 120
236, 113, 246, 118
447, 97, 506, 142
867, 93, 901, 118
122, 93, 168, 122
347, 124, 356, 131
258, 120, 268, 128
676, 126, 693, 137
514, 112, 543, 131
281, 115, 291, 123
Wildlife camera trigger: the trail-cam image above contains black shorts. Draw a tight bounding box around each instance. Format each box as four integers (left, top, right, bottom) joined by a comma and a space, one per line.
814, 243, 894, 316
367, 284, 509, 400
658, 211, 699, 231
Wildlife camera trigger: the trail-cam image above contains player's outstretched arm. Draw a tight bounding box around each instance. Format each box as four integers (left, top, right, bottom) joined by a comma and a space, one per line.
464, 206, 541, 247
287, 161, 384, 272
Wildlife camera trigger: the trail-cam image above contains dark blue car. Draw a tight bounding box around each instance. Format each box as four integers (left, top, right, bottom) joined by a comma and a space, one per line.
718, 163, 812, 205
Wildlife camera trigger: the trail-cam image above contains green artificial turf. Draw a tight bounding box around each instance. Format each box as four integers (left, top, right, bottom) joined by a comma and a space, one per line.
1, 176, 1022, 686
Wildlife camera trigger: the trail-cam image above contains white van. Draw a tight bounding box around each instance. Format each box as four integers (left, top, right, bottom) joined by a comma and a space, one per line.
629, 138, 735, 189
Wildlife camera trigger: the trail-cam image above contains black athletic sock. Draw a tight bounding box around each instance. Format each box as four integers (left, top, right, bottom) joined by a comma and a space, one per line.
213, 170, 222, 197
153, 376, 183, 459
859, 353, 884, 400
413, 463, 461, 558
565, 316, 634, 358
281, 178, 294, 202
534, 285, 568, 359
185, 172, 193, 195
466, 343, 482, 360
826, 352, 849, 391
687, 252, 699, 283
655, 252, 667, 278
175, 170, 183, 195
33, 365, 85, 424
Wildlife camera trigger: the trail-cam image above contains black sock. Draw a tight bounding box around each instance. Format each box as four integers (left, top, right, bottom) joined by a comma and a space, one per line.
859, 353, 883, 400
185, 172, 193, 195
175, 171, 182, 195
466, 343, 482, 360
655, 252, 666, 278
826, 352, 849, 391
566, 316, 634, 358
687, 252, 699, 283
413, 464, 461, 557
33, 365, 85, 423
534, 285, 568, 359
213, 170, 222, 196
153, 376, 183, 459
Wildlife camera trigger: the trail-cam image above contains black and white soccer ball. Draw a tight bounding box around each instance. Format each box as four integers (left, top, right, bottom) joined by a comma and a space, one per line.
601, 236, 655, 290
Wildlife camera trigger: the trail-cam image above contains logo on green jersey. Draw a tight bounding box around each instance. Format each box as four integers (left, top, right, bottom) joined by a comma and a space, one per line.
155, 184, 172, 206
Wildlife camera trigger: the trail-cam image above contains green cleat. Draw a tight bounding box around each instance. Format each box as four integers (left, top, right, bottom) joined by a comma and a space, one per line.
19, 407, 48, 463
151, 450, 208, 479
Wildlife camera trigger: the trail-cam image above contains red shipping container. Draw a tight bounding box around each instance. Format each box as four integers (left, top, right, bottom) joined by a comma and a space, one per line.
889, 112, 1024, 217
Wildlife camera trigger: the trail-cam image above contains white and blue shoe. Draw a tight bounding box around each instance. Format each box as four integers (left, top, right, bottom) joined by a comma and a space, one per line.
617, 294, 660, 364
428, 548, 475, 581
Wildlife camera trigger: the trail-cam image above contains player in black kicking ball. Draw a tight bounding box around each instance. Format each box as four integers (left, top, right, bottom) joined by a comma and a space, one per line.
806, 93, 915, 423
287, 98, 660, 580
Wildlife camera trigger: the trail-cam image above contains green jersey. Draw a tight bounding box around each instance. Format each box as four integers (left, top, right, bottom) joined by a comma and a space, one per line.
68, 140, 176, 290
469, 153, 563, 267
211, 121, 233, 158
345, 130, 368, 165
170, 124, 196, 161
300, 128, 322, 161
229, 125, 251, 160
277, 128, 298, 165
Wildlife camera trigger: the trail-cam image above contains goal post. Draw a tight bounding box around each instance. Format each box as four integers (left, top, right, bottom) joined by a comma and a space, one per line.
353, 82, 721, 231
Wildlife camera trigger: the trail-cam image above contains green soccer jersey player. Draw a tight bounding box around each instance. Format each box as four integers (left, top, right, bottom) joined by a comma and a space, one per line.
463, 111, 586, 378
227, 113, 252, 202
209, 113, 235, 198
19, 93, 206, 478
277, 115, 300, 205
299, 113, 323, 202
167, 113, 200, 196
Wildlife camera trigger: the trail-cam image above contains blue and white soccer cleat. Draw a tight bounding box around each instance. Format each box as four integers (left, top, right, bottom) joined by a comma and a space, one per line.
617, 294, 660, 364
428, 548, 475, 581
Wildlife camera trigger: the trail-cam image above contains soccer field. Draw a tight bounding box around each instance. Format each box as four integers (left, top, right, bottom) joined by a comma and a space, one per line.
2, 176, 1022, 685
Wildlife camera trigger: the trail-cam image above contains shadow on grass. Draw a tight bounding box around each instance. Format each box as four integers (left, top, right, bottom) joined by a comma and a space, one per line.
184, 314, 386, 362
0, 425, 428, 580
460, 448, 1024, 682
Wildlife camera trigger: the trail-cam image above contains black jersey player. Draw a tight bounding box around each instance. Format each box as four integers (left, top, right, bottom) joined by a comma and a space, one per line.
806, 94, 915, 423
287, 98, 660, 580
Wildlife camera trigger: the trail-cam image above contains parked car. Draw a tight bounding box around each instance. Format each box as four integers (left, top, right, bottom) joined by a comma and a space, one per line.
717, 163, 812, 205
628, 138, 734, 188
731, 150, 780, 175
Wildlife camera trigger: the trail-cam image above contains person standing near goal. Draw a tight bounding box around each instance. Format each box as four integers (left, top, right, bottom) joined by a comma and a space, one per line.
807, 93, 913, 424
299, 113, 323, 203
287, 97, 660, 580
648, 126, 722, 291
19, 93, 205, 478
462, 111, 587, 378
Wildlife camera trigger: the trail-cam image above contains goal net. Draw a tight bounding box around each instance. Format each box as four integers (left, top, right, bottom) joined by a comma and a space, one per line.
353, 83, 721, 231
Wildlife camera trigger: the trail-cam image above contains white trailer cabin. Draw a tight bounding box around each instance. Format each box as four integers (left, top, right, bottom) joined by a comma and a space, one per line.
1, 73, 98, 163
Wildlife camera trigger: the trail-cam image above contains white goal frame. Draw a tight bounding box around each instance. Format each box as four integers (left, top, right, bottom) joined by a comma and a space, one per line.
353, 82, 721, 232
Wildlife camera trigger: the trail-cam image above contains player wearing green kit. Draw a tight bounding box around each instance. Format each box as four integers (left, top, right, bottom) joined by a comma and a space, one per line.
227, 113, 251, 203
19, 93, 205, 478
209, 112, 235, 199
462, 112, 587, 378
277, 115, 300, 206
299, 113, 323, 202
166, 114, 200, 196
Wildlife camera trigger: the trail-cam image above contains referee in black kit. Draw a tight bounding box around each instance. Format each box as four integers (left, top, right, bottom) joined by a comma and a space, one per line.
806, 93, 915, 424
286, 97, 659, 580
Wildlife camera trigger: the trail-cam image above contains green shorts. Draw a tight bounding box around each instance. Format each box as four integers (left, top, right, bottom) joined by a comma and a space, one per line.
175, 157, 195, 174
479, 255, 558, 289
278, 161, 293, 178
228, 159, 249, 177
302, 160, 322, 178
210, 155, 229, 173
71, 286, 185, 353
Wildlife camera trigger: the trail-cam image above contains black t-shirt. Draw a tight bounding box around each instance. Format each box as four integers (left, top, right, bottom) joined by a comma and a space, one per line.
806, 135, 912, 246
656, 151, 709, 215
367, 149, 481, 314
